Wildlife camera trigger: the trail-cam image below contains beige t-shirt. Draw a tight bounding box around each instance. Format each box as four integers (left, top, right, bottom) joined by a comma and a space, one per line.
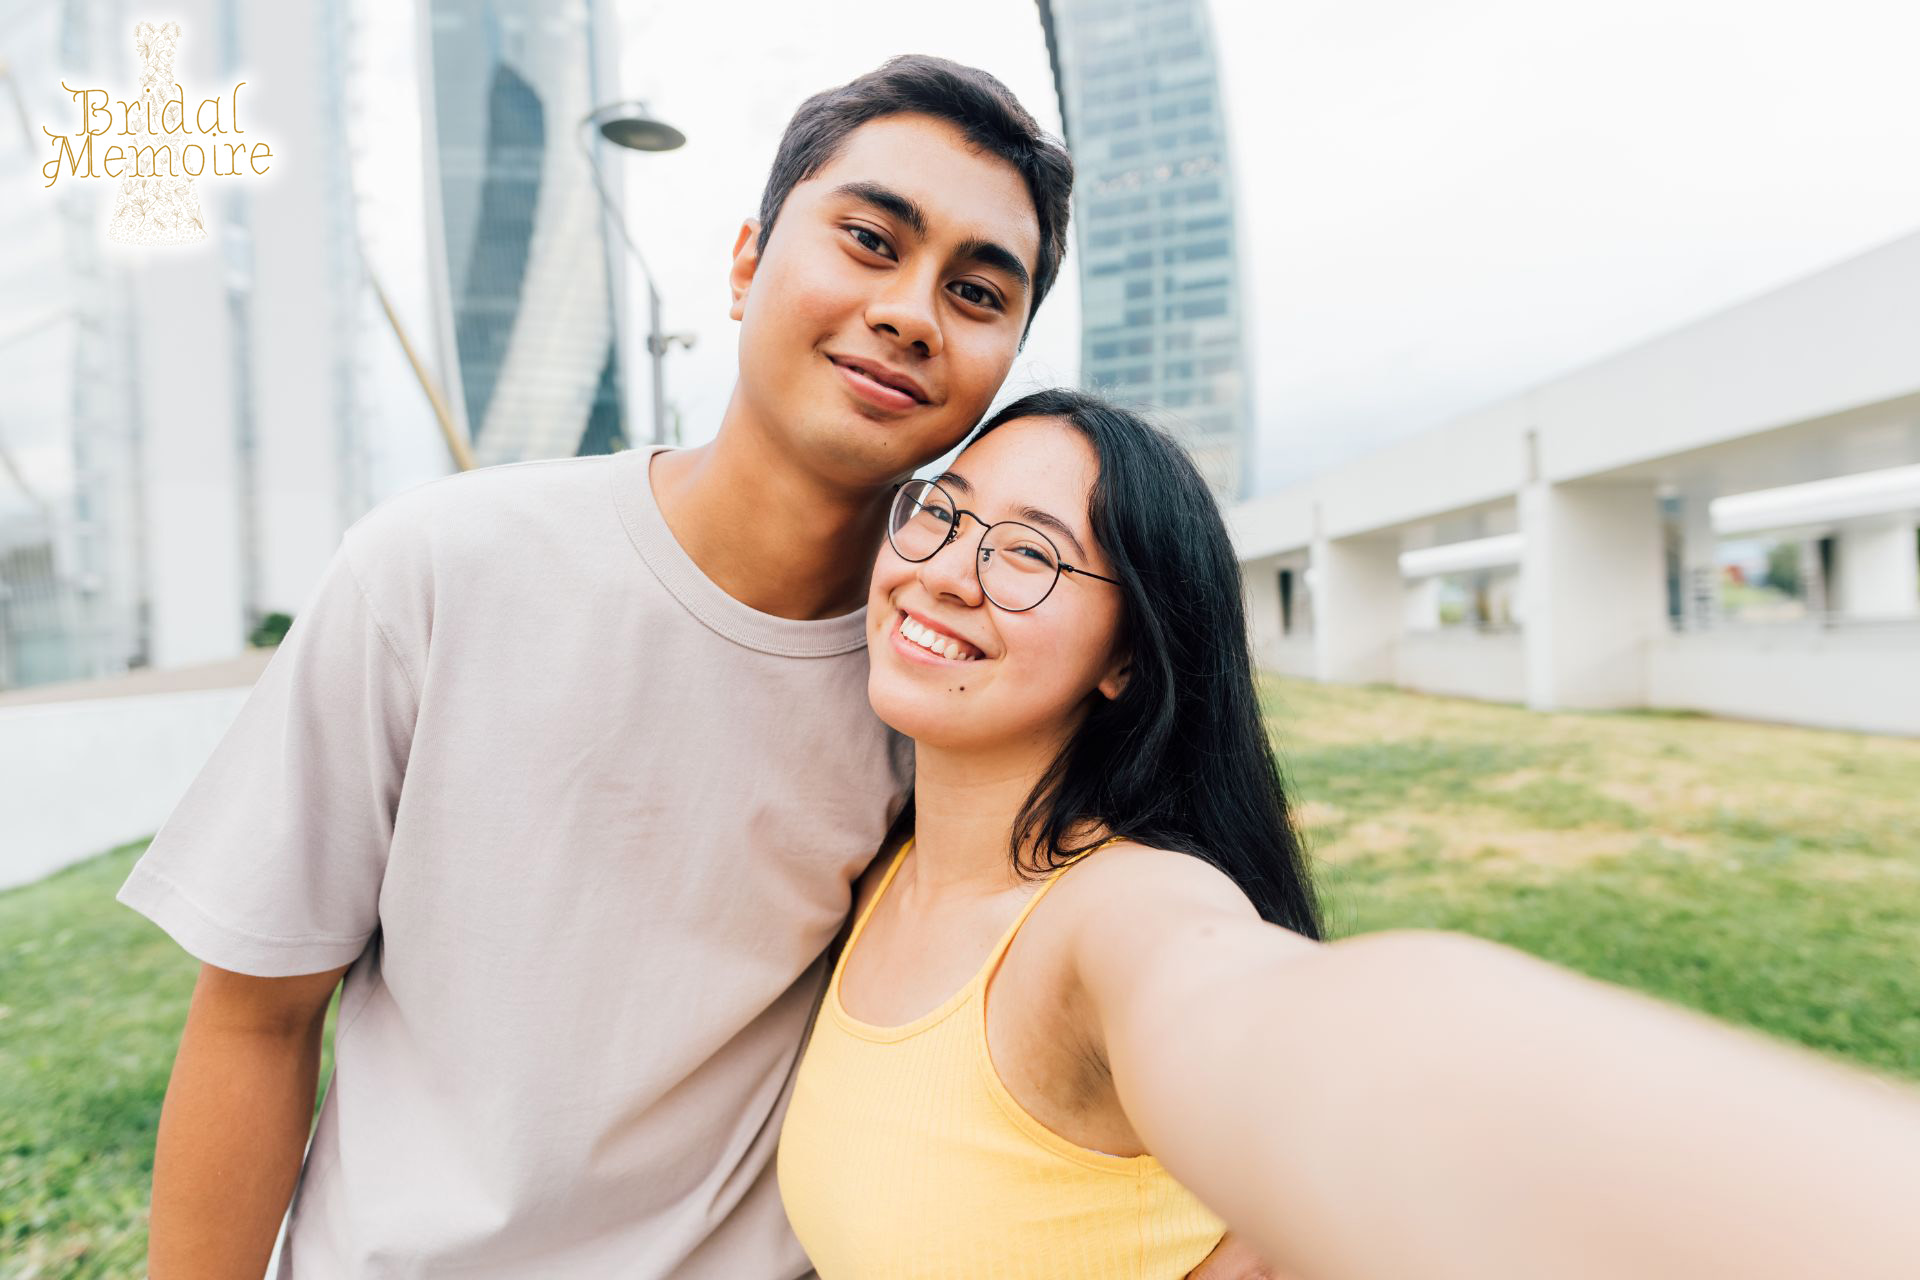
118, 445, 912, 1278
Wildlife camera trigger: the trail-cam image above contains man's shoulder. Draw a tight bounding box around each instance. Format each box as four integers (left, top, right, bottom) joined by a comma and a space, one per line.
347, 453, 630, 568
354, 453, 625, 540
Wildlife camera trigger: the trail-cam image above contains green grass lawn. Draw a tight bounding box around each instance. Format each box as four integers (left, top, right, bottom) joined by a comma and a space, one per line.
3, 677, 1917, 1276
1269, 677, 1920, 1079
0, 845, 339, 1280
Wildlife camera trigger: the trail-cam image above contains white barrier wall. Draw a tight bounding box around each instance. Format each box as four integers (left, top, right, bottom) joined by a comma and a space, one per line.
0, 687, 251, 891
1397, 631, 1527, 704
1646, 626, 1920, 737
1265, 637, 1318, 680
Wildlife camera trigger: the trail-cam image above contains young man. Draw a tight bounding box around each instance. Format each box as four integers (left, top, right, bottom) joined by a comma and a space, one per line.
120, 55, 1271, 1278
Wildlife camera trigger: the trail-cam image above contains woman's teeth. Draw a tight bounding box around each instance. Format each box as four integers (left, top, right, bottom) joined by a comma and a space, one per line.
901, 615, 977, 662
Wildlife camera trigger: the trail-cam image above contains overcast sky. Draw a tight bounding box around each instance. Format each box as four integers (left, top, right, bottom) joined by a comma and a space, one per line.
4, 0, 1918, 525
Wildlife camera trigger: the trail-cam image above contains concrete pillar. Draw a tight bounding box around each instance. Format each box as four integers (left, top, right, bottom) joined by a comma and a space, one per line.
133, 252, 245, 670
1241, 554, 1283, 668
1520, 480, 1665, 710
1312, 532, 1402, 684
1404, 577, 1441, 631
248, 0, 365, 619
1798, 538, 1829, 615
128, 0, 247, 671
1676, 487, 1720, 631
1834, 518, 1920, 618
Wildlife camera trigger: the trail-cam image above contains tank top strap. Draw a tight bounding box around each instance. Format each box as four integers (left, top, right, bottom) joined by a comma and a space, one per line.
832, 836, 915, 987
979, 834, 1129, 979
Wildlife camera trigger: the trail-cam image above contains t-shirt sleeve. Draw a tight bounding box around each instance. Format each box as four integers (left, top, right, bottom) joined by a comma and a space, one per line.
116, 518, 422, 977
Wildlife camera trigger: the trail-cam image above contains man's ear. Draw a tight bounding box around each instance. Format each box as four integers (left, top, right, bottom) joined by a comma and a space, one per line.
1097, 656, 1132, 701
728, 218, 762, 321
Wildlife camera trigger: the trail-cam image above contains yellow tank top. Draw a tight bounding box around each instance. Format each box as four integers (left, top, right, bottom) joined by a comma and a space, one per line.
777, 836, 1227, 1279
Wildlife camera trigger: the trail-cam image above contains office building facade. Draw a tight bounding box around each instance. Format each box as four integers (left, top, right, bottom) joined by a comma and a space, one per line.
1036, 0, 1254, 500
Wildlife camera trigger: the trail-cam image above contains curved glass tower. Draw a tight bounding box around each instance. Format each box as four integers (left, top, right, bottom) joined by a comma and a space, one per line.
425, 0, 627, 465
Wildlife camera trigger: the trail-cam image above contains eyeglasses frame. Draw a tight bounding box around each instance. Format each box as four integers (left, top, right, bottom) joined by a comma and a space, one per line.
886, 478, 1121, 613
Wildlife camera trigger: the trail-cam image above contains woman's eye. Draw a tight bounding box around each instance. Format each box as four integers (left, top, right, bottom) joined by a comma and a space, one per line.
849, 226, 894, 258
952, 281, 1001, 310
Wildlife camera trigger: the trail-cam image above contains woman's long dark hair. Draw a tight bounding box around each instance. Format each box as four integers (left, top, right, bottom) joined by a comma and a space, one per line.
900, 387, 1322, 939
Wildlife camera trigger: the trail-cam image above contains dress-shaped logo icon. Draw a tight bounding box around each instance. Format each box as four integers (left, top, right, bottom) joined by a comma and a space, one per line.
107, 21, 207, 246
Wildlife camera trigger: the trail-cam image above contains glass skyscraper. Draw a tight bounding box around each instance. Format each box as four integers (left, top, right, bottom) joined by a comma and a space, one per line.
424, 0, 626, 465
1035, 0, 1253, 500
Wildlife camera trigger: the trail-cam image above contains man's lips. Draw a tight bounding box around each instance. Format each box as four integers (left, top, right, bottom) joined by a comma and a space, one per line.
828, 354, 929, 408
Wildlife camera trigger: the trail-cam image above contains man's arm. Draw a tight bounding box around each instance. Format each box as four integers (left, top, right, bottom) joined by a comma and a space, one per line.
1069, 849, 1920, 1280
148, 961, 349, 1280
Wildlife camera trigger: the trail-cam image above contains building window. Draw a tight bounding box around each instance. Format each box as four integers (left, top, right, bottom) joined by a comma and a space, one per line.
1165, 239, 1229, 263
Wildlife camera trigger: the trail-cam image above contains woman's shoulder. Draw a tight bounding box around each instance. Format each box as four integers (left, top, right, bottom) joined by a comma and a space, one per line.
1050, 838, 1262, 929
1047, 839, 1317, 1017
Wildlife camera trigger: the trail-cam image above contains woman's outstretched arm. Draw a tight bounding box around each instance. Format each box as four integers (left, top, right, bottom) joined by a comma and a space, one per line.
1065, 845, 1920, 1280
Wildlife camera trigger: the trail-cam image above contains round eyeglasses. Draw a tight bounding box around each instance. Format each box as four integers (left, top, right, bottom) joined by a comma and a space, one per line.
886, 478, 1120, 612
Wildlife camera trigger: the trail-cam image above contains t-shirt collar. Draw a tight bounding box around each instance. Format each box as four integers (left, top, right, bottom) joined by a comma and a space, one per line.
612, 445, 873, 658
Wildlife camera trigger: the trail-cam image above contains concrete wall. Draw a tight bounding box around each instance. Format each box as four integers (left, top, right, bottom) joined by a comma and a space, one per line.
1397, 630, 1527, 704
1265, 636, 1317, 680
1537, 234, 1920, 483
0, 685, 250, 890
1647, 625, 1920, 737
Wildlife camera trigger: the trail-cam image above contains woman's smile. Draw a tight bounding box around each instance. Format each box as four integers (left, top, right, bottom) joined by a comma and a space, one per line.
889, 609, 986, 665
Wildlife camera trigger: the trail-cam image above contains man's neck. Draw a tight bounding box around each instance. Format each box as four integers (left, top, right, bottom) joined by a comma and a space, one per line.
647, 400, 894, 621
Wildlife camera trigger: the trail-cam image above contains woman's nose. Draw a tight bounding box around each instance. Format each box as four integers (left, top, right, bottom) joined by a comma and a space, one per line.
917, 520, 986, 605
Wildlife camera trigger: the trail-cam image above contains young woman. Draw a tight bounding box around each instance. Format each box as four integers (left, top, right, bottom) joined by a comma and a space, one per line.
775, 388, 1920, 1279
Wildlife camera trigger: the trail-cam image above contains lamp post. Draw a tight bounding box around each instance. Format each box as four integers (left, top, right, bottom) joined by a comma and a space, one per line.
579, 100, 694, 448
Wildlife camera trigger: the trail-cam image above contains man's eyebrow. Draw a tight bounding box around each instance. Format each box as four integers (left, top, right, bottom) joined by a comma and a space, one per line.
954, 238, 1031, 295
831, 181, 926, 239
933, 471, 1090, 561
831, 183, 1032, 296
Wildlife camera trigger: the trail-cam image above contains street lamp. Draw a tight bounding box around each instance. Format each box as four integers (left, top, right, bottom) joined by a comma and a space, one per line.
579, 100, 695, 448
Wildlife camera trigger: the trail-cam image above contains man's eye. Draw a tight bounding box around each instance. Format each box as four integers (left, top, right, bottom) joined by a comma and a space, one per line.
952, 281, 1002, 310
849, 226, 894, 258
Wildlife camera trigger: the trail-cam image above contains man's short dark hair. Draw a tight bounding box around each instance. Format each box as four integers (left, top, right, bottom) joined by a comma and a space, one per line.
755, 54, 1074, 340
